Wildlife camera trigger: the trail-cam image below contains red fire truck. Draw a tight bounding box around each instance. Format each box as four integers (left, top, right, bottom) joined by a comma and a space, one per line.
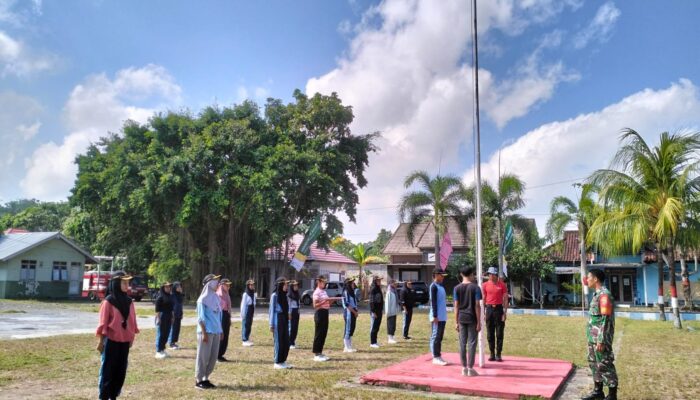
82, 269, 111, 301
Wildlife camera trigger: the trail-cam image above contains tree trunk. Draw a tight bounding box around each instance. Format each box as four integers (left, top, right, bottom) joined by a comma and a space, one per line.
578, 224, 589, 308
656, 247, 666, 321
538, 278, 544, 309
665, 246, 682, 329
680, 255, 692, 311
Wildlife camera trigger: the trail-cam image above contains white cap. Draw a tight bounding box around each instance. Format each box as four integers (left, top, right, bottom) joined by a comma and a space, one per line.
487, 267, 498, 275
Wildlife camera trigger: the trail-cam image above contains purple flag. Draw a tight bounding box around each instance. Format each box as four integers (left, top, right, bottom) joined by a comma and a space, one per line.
439, 230, 453, 270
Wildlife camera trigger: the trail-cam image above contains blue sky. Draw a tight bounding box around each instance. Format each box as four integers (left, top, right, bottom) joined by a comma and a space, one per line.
2, 0, 700, 239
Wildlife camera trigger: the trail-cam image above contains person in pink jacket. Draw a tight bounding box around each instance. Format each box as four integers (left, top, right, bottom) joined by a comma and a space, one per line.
95, 271, 139, 400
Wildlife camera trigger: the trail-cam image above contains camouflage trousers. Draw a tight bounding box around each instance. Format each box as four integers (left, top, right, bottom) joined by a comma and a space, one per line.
587, 343, 618, 387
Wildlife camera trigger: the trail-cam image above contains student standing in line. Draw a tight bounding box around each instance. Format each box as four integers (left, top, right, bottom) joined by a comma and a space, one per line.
270, 277, 293, 369
341, 277, 359, 352
96, 271, 139, 400
287, 280, 301, 349
154, 281, 173, 359
312, 275, 342, 361
429, 268, 449, 366
454, 266, 482, 377
385, 279, 400, 344
240, 279, 256, 347
482, 267, 508, 362
216, 278, 233, 362
168, 282, 184, 350
399, 280, 415, 340
194, 274, 223, 390
368, 275, 384, 348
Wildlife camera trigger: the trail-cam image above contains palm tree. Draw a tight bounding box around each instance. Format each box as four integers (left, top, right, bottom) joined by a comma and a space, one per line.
546, 183, 599, 307
398, 171, 468, 270
349, 243, 386, 300
467, 174, 533, 277
588, 129, 700, 328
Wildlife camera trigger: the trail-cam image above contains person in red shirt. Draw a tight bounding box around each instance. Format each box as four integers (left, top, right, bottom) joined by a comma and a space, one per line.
95, 271, 139, 400
482, 267, 508, 362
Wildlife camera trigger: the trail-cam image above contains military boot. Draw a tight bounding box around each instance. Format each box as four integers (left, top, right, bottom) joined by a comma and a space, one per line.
604, 386, 617, 400
581, 382, 604, 400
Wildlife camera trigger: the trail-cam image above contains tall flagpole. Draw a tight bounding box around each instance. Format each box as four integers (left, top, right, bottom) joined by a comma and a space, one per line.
471, 0, 485, 368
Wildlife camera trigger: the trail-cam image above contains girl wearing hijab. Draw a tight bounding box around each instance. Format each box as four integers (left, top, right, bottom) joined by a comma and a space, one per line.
195, 274, 223, 390
369, 276, 384, 348
287, 280, 301, 349
240, 279, 256, 346
216, 278, 233, 362
168, 282, 184, 350
385, 279, 400, 344
154, 282, 174, 359
342, 277, 359, 352
269, 277, 292, 369
95, 271, 139, 400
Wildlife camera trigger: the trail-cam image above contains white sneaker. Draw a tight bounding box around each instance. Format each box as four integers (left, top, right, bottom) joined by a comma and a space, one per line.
432, 357, 448, 366
468, 368, 479, 377
242, 341, 254, 347
370, 343, 380, 349
388, 336, 397, 344
282, 362, 293, 369
274, 363, 285, 369
343, 347, 357, 353
462, 367, 468, 376
289, 345, 296, 350
313, 355, 328, 362
155, 351, 167, 359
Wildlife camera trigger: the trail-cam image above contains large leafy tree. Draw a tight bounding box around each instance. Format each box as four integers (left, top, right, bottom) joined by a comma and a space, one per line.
71, 91, 377, 290
398, 171, 469, 270
588, 129, 700, 327
466, 174, 534, 277
546, 183, 599, 307
0, 201, 70, 232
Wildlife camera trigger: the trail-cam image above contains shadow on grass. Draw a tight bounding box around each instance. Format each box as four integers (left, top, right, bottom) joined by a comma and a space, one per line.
213, 383, 285, 392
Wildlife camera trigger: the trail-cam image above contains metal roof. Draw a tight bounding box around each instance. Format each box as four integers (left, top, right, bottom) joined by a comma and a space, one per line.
0, 232, 97, 263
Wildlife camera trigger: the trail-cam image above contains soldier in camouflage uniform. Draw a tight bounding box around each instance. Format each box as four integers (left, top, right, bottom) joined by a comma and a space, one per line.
582, 269, 618, 400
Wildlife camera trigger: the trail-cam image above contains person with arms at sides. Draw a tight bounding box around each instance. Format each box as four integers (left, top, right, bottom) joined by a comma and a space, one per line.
168, 282, 184, 350
194, 274, 223, 390
582, 269, 618, 400
312, 275, 342, 361
429, 268, 449, 366
154, 281, 173, 359
482, 267, 508, 362
287, 280, 301, 349
269, 277, 293, 369
384, 279, 400, 344
454, 266, 482, 377
399, 280, 415, 340
341, 277, 359, 352
96, 272, 139, 400
216, 278, 233, 362
240, 279, 256, 347
368, 275, 384, 348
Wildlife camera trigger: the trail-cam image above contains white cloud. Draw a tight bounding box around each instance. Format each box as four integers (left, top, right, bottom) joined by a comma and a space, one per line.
574, 2, 621, 49
305, 0, 581, 239
0, 91, 41, 199
464, 79, 700, 237
20, 64, 182, 200
0, 0, 41, 26
0, 30, 55, 77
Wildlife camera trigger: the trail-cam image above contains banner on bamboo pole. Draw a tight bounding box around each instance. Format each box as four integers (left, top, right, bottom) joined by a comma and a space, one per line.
290, 216, 322, 272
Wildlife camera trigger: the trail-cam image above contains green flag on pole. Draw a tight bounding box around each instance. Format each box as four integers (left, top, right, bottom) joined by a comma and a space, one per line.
503, 219, 514, 254
290, 216, 322, 271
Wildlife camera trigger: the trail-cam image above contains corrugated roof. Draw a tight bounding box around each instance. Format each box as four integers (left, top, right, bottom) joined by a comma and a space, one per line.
383, 218, 472, 255
265, 236, 357, 265
0, 232, 97, 263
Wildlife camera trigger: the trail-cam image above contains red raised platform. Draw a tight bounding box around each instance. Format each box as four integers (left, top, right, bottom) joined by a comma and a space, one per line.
360, 353, 573, 399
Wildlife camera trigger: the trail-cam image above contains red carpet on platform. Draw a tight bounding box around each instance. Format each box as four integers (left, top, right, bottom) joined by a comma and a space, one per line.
360, 353, 573, 399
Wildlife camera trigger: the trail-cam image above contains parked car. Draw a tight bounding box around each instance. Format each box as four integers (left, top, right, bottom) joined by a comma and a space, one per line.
301, 281, 345, 306
82, 270, 111, 301
397, 281, 429, 305
128, 275, 148, 301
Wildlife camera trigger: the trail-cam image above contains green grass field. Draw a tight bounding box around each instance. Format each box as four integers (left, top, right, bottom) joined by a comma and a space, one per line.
1, 311, 698, 399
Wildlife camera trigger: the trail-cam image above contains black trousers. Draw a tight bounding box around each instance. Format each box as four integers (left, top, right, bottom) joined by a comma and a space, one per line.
99, 339, 130, 400
403, 307, 413, 338
169, 316, 182, 345
218, 310, 231, 357
370, 310, 382, 344
274, 313, 290, 364
387, 315, 397, 336
486, 305, 505, 356
156, 313, 172, 352
313, 309, 329, 355
289, 308, 300, 346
